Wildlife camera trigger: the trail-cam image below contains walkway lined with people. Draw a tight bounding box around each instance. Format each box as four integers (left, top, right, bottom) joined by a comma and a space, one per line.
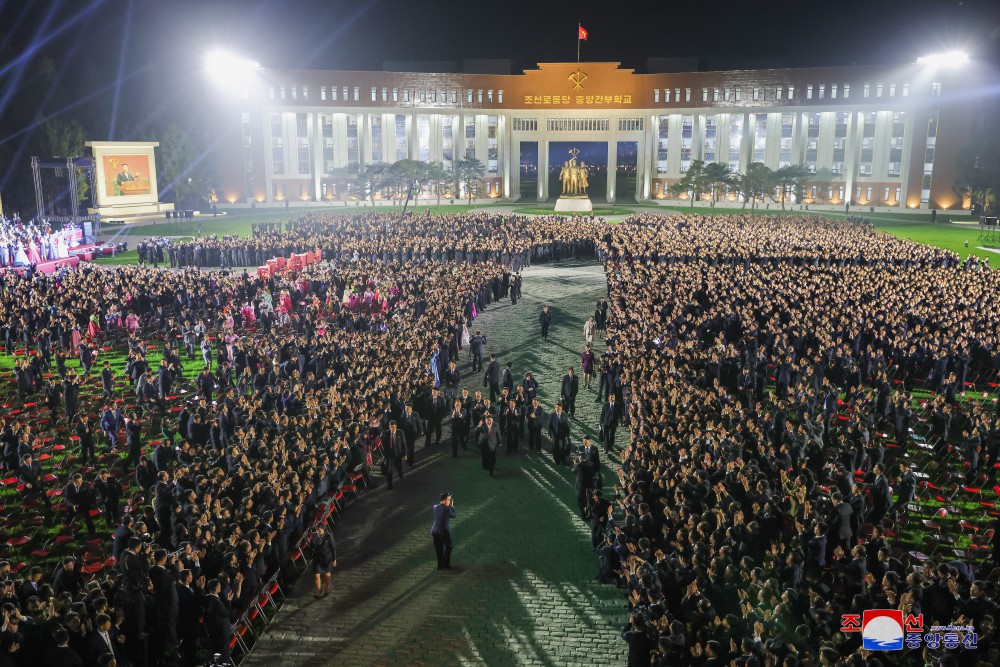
245, 260, 626, 667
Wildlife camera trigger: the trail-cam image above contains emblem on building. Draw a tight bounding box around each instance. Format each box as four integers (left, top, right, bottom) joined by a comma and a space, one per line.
568, 69, 588, 90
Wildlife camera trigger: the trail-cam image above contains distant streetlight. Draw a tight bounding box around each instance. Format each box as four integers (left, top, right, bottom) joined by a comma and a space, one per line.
916, 50, 969, 67
204, 49, 261, 81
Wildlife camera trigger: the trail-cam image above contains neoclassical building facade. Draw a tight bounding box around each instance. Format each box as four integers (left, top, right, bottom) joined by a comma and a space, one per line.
210, 60, 982, 210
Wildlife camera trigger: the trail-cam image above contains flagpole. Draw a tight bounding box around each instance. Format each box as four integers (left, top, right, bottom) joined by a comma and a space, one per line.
577, 22, 581, 62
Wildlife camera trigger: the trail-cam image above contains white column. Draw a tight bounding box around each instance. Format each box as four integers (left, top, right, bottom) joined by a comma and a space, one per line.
538, 139, 548, 202
606, 140, 617, 203
312, 112, 322, 202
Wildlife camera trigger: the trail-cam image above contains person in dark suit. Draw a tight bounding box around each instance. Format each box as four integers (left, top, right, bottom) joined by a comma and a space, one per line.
175, 570, 200, 664
100, 361, 115, 401
202, 579, 232, 663
825, 492, 853, 555
380, 421, 405, 489
450, 400, 468, 459
890, 460, 916, 515
64, 473, 97, 534
45, 626, 83, 667
431, 491, 457, 570
63, 373, 80, 423
75, 415, 96, 466
111, 516, 134, 560
94, 469, 122, 526
100, 406, 119, 451
18, 453, 51, 510
802, 521, 828, 572
122, 412, 143, 470
478, 415, 501, 477
561, 367, 580, 418
539, 306, 552, 341
589, 488, 612, 548
600, 394, 622, 455
572, 436, 597, 518
548, 403, 571, 464
867, 463, 892, 526
87, 613, 126, 667
469, 331, 487, 372
425, 388, 448, 448
527, 398, 545, 453
400, 404, 423, 468
484, 354, 501, 403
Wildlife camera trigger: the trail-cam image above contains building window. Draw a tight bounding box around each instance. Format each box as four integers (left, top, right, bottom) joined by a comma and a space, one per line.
291, 86, 297, 100
902, 83, 909, 97
342, 86, 348, 100
382, 87, 388, 102
675, 88, 681, 103
466, 89, 473, 103
753, 87, 759, 101
713, 88, 720, 102
654, 89, 660, 103
331, 86, 338, 101
370, 115, 383, 163
302, 86, 308, 100
498, 90, 504, 104
724, 88, 731, 102
488, 89, 494, 104
776, 85, 782, 100
403, 89, 410, 103
665, 89, 671, 103
786, 86, 792, 100
417, 115, 430, 162
735, 87, 742, 101
831, 84, 837, 99
806, 85, 813, 100
296, 112, 308, 138
280, 86, 286, 100
353, 86, 360, 101
843, 84, 850, 99
889, 84, 896, 97
863, 83, 870, 98
487, 115, 499, 173
685, 88, 691, 102
931, 82, 942, 96
449, 90, 457, 104
477, 89, 484, 103
876, 84, 883, 97
702, 88, 708, 102
392, 88, 398, 102
866, 186, 873, 201
320, 86, 327, 101
895, 187, 901, 201
818, 84, 825, 99
395, 114, 407, 161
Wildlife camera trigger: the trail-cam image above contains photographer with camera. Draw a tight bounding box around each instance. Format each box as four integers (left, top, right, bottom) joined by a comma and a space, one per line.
572, 435, 601, 520
430, 492, 457, 571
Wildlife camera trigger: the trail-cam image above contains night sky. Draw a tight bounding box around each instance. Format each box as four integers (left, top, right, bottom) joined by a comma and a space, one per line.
1, 0, 999, 202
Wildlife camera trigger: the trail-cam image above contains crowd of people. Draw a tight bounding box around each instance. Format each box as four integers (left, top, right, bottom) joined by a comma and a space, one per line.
0, 208, 998, 667
593, 216, 1000, 666
0, 210, 563, 666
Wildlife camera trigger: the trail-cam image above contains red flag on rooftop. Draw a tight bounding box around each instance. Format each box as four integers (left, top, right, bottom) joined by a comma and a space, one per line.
578, 25, 589, 41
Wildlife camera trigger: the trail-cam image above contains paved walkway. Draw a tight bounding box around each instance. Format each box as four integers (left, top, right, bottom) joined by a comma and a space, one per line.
245, 259, 626, 667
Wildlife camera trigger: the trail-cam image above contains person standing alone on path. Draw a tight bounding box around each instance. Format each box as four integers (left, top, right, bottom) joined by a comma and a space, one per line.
561, 367, 580, 419
582, 344, 596, 390
600, 394, 622, 455
595, 297, 608, 339
431, 492, 456, 570
308, 523, 337, 598
539, 306, 552, 341
484, 354, 501, 403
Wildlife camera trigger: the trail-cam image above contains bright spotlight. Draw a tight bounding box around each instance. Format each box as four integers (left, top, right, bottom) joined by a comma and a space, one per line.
205, 49, 260, 81
916, 50, 969, 67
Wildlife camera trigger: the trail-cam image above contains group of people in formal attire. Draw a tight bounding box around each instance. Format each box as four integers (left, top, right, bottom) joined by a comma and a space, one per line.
592, 215, 1000, 667
1, 209, 999, 667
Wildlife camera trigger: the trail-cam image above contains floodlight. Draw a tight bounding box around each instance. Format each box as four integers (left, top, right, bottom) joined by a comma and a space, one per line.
916, 51, 969, 67
205, 50, 260, 81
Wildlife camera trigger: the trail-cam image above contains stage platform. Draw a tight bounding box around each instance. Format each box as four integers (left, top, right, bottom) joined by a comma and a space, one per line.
0, 244, 100, 275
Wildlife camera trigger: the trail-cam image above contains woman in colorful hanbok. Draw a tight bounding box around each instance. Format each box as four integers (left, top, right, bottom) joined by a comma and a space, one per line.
26, 239, 42, 265
125, 312, 141, 332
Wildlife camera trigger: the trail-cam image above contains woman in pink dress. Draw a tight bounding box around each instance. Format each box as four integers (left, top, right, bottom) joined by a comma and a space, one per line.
125, 312, 141, 331
86, 315, 101, 341
26, 239, 42, 264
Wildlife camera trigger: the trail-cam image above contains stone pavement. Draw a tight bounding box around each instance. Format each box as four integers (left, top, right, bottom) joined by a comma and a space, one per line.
245, 259, 626, 667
